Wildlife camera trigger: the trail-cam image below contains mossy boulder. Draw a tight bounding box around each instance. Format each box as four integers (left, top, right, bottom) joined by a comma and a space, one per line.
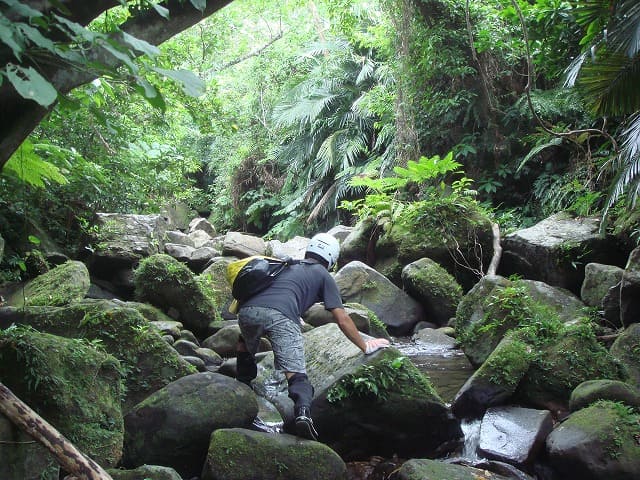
123, 372, 258, 479
200, 256, 237, 312
202, 428, 347, 480
515, 323, 627, 413
334, 261, 425, 336
452, 332, 533, 418
611, 323, 640, 388
316, 345, 462, 459
7, 260, 90, 307
0, 326, 123, 468
546, 400, 640, 480
107, 464, 182, 480
394, 458, 512, 480
375, 199, 493, 290
455, 275, 585, 367
570, 379, 640, 412
402, 257, 463, 326
338, 216, 376, 266
0, 415, 59, 480
133, 254, 221, 337
0, 300, 195, 412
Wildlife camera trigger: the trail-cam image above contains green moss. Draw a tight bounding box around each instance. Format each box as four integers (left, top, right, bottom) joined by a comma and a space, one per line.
367, 311, 388, 337
327, 349, 440, 403
568, 400, 640, 460
0, 325, 123, 467
17, 260, 89, 307
478, 336, 533, 387
6, 301, 195, 411
133, 254, 221, 331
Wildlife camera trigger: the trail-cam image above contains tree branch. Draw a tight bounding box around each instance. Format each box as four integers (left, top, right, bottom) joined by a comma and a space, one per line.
0, 382, 113, 480
0, 0, 233, 170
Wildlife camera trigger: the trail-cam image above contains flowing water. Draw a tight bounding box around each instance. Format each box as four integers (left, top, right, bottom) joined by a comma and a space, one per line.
393, 335, 475, 404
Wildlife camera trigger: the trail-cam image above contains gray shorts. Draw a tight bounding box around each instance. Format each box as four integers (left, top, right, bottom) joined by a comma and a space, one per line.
238, 306, 306, 374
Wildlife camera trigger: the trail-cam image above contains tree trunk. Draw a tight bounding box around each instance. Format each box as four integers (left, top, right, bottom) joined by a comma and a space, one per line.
0, 0, 233, 170
0, 382, 113, 480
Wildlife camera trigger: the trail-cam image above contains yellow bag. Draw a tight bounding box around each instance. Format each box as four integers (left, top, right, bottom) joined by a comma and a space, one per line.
226, 256, 292, 314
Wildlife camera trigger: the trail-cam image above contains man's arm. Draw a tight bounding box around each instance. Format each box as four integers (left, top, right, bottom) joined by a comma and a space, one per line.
330, 308, 389, 354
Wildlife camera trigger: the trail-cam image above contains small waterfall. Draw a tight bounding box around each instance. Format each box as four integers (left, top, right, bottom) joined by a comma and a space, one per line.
460, 418, 482, 464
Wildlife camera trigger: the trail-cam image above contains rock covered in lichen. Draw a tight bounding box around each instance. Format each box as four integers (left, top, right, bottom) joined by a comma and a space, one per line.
123, 372, 258, 479
0, 299, 195, 412
402, 257, 462, 326
7, 260, 90, 307
203, 428, 348, 480
133, 254, 221, 337
546, 400, 640, 480
0, 325, 123, 468
610, 323, 640, 389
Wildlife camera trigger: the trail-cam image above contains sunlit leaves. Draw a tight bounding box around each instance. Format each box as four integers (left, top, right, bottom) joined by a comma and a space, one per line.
3, 140, 68, 187
4, 64, 57, 107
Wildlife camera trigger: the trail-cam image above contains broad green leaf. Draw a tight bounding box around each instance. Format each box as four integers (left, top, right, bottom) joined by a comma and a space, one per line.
152, 4, 170, 19
190, 0, 207, 12
135, 77, 166, 111
0, 15, 24, 59
4, 64, 57, 107
53, 14, 99, 42
0, 0, 43, 18
3, 140, 68, 187
121, 31, 160, 57
18, 24, 56, 53
99, 39, 139, 73
152, 67, 205, 97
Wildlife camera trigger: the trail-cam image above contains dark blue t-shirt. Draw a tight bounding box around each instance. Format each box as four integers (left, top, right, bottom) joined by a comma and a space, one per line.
241, 261, 343, 321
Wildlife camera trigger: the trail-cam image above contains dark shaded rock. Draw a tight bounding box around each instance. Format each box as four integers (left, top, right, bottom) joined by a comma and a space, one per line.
202, 428, 347, 480
123, 372, 258, 478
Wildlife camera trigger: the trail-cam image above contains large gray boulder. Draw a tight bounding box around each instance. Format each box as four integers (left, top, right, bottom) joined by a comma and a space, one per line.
202, 428, 347, 480
581, 262, 624, 308
222, 231, 266, 258
254, 323, 462, 460
546, 400, 640, 480
266, 235, 309, 259
87, 213, 169, 291
499, 212, 628, 295
334, 261, 425, 335
478, 406, 553, 466
123, 372, 258, 479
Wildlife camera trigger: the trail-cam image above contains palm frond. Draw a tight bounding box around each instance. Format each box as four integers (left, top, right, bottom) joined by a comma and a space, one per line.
603, 112, 640, 215
355, 56, 377, 85
608, 1, 640, 57
564, 51, 588, 87
579, 50, 640, 115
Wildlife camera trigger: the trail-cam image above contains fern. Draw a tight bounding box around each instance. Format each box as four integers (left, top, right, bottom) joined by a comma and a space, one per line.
2, 140, 68, 188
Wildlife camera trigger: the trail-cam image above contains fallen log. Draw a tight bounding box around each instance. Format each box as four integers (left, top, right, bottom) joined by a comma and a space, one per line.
0, 382, 113, 480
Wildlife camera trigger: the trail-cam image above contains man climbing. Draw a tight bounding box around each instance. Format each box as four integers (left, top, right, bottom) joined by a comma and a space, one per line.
235, 232, 390, 441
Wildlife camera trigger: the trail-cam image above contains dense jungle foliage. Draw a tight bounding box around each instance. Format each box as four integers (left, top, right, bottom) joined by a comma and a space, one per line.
1, 0, 639, 282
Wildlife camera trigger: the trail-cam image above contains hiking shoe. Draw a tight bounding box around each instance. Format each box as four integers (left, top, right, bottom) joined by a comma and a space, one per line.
295, 407, 319, 441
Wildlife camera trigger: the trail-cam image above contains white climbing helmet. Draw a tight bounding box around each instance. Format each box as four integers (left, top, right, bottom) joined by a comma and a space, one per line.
306, 233, 340, 269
